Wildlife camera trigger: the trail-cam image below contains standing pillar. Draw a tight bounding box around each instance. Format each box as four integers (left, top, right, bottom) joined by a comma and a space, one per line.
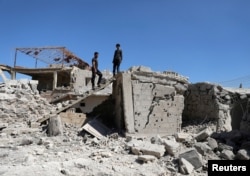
53, 71, 57, 90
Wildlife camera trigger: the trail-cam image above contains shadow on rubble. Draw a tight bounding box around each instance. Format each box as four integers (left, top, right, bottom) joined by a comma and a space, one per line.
78, 97, 125, 138
210, 130, 250, 156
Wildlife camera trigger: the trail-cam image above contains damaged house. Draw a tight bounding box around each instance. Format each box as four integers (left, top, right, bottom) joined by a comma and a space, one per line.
1, 46, 250, 138
0, 47, 113, 130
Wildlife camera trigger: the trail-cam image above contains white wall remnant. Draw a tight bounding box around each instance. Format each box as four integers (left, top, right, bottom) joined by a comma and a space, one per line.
113, 66, 189, 136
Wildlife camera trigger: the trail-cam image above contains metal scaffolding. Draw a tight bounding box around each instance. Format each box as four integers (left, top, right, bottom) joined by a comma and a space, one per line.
14, 46, 89, 69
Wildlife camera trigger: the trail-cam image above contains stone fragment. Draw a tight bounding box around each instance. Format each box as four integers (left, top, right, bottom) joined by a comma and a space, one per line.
137, 155, 157, 163
220, 149, 235, 160
175, 132, 191, 142
207, 137, 218, 150
161, 138, 180, 157
194, 127, 212, 142
179, 157, 194, 175
235, 149, 250, 160
126, 139, 165, 158
179, 148, 203, 169
47, 115, 63, 136
194, 142, 212, 155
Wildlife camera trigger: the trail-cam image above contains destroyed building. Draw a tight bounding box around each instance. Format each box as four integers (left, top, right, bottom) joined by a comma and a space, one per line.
1, 46, 250, 175
183, 82, 250, 133
1, 46, 250, 137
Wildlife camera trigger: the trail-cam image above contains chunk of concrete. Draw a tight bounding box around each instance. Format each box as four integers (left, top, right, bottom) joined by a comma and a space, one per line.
48, 115, 63, 136
126, 139, 165, 159
194, 142, 212, 155
194, 127, 212, 142
179, 148, 203, 169
81, 119, 110, 139
161, 138, 180, 157
207, 137, 218, 150
235, 149, 250, 160
137, 155, 157, 163
179, 157, 194, 175
175, 132, 191, 142
220, 149, 235, 160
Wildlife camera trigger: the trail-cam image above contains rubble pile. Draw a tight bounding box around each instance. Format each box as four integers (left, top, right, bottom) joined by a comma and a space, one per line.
0, 80, 57, 134
0, 80, 250, 176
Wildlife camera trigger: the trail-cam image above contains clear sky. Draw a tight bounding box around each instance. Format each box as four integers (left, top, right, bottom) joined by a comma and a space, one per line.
0, 0, 250, 87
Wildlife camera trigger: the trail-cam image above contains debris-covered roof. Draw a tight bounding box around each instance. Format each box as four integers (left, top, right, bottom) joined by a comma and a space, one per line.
16, 46, 89, 69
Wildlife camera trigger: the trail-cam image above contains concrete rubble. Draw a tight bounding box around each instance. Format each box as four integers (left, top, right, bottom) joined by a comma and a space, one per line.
0, 67, 250, 176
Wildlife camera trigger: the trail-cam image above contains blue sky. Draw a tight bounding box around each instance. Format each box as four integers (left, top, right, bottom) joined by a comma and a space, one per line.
0, 0, 250, 87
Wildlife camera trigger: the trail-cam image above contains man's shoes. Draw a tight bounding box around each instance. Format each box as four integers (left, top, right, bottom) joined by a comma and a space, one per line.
97, 84, 101, 88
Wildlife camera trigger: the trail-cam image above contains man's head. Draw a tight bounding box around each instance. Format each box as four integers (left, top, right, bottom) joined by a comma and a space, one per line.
94, 52, 99, 57
116, 43, 120, 48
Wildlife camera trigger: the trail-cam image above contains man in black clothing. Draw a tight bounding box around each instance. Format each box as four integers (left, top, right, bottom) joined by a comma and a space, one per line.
112, 43, 122, 76
91, 52, 102, 90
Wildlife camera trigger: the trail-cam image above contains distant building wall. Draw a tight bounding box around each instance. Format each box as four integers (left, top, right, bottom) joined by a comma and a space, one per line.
183, 82, 250, 132
69, 68, 113, 114
71, 68, 91, 92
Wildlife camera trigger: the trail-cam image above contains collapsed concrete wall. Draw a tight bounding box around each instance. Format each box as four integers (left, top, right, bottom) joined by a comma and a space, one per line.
183, 82, 250, 132
113, 66, 189, 136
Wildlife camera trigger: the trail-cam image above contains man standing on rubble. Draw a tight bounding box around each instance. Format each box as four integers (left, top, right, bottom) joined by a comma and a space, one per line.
112, 43, 122, 76
91, 52, 102, 90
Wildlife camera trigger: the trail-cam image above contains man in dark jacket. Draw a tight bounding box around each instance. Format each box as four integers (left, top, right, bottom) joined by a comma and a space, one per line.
91, 52, 102, 90
112, 43, 122, 76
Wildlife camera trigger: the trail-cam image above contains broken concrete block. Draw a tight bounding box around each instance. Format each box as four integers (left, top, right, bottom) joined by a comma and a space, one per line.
235, 149, 250, 160
194, 142, 212, 155
161, 138, 180, 157
175, 132, 191, 142
207, 137, 218, 150
126, 139, 165, 159
131, 147, 141, 155
138, 155, 157, 163
220, 149, 235, 160
194, 127, 212, 142
150, 134, 163, 145
48, 115, 63, 136
179, 157, 194, 175
81, 119, 110, 139
179, 148, 203, 169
